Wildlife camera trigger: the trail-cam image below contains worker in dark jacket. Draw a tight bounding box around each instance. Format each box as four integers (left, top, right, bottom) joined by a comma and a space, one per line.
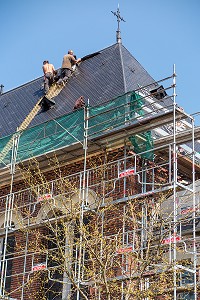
57, 50, 81, 85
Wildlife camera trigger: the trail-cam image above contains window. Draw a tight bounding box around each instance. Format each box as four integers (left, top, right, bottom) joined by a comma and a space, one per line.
0, 235, 15, 294
45, 222, 64, 300
177, 292, 194, 299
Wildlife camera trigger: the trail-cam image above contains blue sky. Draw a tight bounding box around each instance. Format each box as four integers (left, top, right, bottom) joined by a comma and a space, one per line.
0, 0, 199, 118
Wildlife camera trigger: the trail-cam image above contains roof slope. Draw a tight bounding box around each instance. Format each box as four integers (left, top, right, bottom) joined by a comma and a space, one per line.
0, 43, 163, 138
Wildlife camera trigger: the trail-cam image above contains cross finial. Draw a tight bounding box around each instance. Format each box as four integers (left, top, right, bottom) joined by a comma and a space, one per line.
0, 84, 4, 95
111, 4, 125, 44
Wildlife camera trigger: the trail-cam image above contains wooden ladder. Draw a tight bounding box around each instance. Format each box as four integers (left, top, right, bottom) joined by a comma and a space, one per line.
0, 82, 65, 164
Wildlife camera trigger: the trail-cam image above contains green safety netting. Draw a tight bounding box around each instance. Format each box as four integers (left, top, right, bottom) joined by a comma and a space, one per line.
0, 109, 85, 166
88, 93, 129, 137
130, 92, 145, 117
129, 131, 154, 160
129, 92, 154, 160
0, 91, 154, 166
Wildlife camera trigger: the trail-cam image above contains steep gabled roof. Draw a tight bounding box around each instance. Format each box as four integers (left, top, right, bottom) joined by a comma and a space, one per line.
0, 43, 165, 138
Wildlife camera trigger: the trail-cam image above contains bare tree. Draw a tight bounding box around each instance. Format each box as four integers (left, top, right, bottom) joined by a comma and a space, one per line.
1, 156, 194, 300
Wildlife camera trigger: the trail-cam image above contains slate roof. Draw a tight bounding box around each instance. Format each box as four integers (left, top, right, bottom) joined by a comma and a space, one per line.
0, 42, 169, 138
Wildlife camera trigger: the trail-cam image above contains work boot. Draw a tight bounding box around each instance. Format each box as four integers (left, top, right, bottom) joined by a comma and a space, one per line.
57, 79, 63, 85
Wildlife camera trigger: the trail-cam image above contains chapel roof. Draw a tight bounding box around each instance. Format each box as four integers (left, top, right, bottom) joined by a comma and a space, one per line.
0, 43, 169, 138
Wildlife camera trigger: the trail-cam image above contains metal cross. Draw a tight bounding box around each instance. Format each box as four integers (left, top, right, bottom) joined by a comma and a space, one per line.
111, 4, 125, 32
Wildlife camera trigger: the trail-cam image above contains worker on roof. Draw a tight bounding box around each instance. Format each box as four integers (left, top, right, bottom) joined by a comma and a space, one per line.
42, 60, 55, 94
57, 50, 81, 85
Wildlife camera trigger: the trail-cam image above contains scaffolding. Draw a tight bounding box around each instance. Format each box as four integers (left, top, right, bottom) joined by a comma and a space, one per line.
0, 69, 199, 299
